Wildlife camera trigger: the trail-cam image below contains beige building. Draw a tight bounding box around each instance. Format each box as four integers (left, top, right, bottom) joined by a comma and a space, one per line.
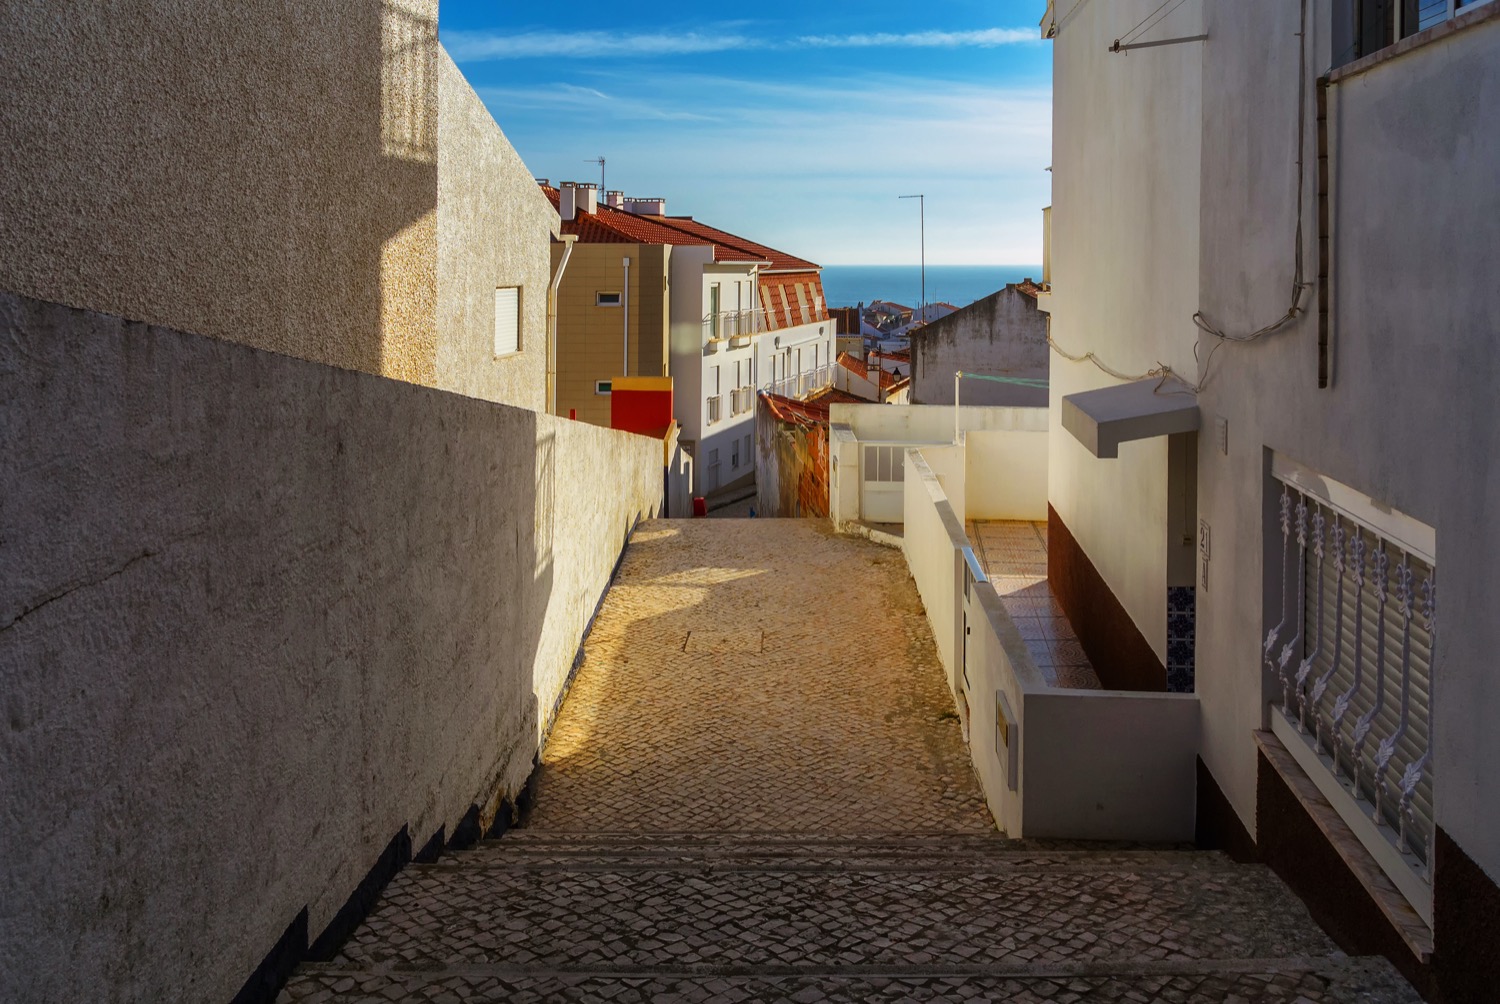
0, 0, 558, 411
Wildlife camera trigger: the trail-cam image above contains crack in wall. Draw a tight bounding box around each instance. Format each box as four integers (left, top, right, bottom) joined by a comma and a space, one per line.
0, 549, 158, 634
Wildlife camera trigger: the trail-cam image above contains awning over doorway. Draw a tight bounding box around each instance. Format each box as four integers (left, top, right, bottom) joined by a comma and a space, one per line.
1062, 378, 1199, 458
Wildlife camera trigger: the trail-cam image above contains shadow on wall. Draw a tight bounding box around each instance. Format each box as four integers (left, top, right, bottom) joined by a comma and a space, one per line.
0, 291, 656, 1002
0, 0, 441, 382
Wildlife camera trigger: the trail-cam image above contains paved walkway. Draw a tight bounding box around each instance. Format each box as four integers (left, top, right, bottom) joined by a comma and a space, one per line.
968, 519, 1101, 690
280, 520, 1418, 1003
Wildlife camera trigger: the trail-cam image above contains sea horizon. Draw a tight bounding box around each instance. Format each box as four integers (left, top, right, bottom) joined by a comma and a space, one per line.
820, 264, 1044, 311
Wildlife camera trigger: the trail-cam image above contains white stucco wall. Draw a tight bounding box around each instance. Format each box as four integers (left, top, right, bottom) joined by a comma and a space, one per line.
1193, 1, 1500, 881
966, 430, 1050, 521
0, 293, 663, 1001
831, 403, 1048, 444
1046, 0, 1204, 665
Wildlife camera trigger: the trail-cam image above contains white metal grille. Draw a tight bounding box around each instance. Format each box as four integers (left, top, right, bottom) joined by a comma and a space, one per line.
1270, 474, 1436, 866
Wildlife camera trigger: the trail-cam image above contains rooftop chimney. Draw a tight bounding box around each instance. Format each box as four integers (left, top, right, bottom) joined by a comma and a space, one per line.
604, 190, 625, 209
559, 181, 599, 221
623, 196, 667, 216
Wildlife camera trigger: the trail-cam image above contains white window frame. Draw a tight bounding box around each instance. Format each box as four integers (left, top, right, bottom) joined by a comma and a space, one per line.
494, 286, 520, 357
596, 291, 622, 307
595, 380, 612, 395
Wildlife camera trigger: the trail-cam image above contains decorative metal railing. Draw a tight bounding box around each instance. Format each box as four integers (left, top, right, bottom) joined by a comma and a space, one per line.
767, 365, 831, 401
1269, 475, 1436, 868
703, 308, 765, 342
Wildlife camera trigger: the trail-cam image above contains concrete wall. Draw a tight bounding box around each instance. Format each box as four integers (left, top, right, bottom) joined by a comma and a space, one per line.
1045, 0, 1204, 669
0, 2, 554, 411
555, 242, 671, 426
966, 430, 1050, 521
911, 287, 1049, 407
0, 293, 662, 1001
831, 403, 1048, 444
1193, 0, 1500, 883
435, 52, 560, 412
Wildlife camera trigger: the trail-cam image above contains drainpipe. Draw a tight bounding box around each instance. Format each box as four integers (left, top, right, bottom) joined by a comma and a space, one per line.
954, 370, 962, 444
622, 256, 632, 377
547, 234, 577, 415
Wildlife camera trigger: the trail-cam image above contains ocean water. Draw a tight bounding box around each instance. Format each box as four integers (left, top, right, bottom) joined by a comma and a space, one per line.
820, 264, 1043, 310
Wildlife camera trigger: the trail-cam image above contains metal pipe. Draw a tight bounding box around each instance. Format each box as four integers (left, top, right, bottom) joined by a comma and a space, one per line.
622, 256, 631, 377
546, 235, 577, 415
954, 370, 962, 444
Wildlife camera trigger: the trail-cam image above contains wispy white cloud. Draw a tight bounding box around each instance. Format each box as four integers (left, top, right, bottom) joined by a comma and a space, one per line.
477, 83, 713, 122
445, 25, 1036, 62
445, 29, 758, 61
796, 28, 1037, 48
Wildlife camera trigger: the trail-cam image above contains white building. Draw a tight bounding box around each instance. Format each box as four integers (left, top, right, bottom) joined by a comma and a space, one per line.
1036, 0, 1500, 996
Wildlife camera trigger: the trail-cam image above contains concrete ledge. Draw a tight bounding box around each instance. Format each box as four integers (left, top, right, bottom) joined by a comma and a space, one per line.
1061, 378, 1199, 459
1254, 730, 1433, 962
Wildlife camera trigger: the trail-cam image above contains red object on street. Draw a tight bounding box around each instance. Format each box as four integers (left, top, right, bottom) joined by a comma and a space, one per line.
692, 497, 708, 518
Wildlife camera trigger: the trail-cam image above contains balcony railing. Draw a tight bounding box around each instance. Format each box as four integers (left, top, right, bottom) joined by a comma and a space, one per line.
767, 364, 832, 401
706, 394, 723, 425
730, 386, 754, 416
1267, 460, 1436, 921
703, 308, 765, 343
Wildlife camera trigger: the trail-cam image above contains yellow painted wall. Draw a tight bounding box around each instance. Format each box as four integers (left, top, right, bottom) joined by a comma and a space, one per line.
554, 242, 671, 426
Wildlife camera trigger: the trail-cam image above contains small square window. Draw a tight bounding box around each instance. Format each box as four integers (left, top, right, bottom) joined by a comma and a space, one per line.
596, 291, 622, 307
595, 380, 612, 395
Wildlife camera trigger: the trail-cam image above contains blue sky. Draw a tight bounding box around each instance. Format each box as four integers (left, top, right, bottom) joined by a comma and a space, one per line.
438, 2, 1052, 266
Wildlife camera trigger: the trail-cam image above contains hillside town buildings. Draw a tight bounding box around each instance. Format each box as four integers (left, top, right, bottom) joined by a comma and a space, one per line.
542, 182, 834, 495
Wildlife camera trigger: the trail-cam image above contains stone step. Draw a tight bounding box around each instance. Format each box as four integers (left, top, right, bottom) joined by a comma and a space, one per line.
323, 852, 1340, 974
280, 957, 1420, 1003
451, 834, 1227, 874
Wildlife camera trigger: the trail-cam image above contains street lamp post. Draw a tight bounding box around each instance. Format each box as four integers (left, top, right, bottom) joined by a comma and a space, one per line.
899, 194, 925, 321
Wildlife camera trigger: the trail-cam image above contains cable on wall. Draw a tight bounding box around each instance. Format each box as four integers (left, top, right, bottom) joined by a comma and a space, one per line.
1190, 0, 1314, 388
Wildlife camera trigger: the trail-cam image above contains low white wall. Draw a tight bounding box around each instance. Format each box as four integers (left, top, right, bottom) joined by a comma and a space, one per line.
829, 424, 860, 529
0, 293, 663, 1001
965, 429, 1049, 521
920, 445, 968, 526
1023, 691, 1199, 841
831, 403, 1047, 444
902, 445, 1199, 842
901, 455, 962, 683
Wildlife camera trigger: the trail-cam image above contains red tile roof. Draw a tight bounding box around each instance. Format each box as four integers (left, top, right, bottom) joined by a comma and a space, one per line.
541, 186, 714, 249
539, 185, 819, 272
760, 387, 864, 426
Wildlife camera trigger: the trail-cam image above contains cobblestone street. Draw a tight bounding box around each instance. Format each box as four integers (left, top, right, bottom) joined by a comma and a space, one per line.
280, 520, 1420, 1003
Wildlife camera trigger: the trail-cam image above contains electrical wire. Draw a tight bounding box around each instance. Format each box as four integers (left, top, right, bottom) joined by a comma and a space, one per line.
1047, 334, 1200, 395
1190, 0, 1314, 388
958, 372, 1051, 389
1119, 0, 1187, 47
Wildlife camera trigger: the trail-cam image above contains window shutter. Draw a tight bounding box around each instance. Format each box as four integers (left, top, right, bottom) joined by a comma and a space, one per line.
494, 287, 520, 356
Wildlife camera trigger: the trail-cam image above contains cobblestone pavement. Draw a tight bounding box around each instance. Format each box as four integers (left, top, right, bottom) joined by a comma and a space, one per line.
526, 520, 991, 834
279, 520, 1420, 1003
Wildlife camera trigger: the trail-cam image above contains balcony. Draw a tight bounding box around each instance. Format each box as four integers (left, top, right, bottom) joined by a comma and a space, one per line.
730, 386, 754, 417
703, 307, 765, 346
768, 364, 832, 401
706, 394, 723, 425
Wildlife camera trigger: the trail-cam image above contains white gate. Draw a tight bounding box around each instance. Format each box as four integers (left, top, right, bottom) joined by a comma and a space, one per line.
859, 443, 906, 523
